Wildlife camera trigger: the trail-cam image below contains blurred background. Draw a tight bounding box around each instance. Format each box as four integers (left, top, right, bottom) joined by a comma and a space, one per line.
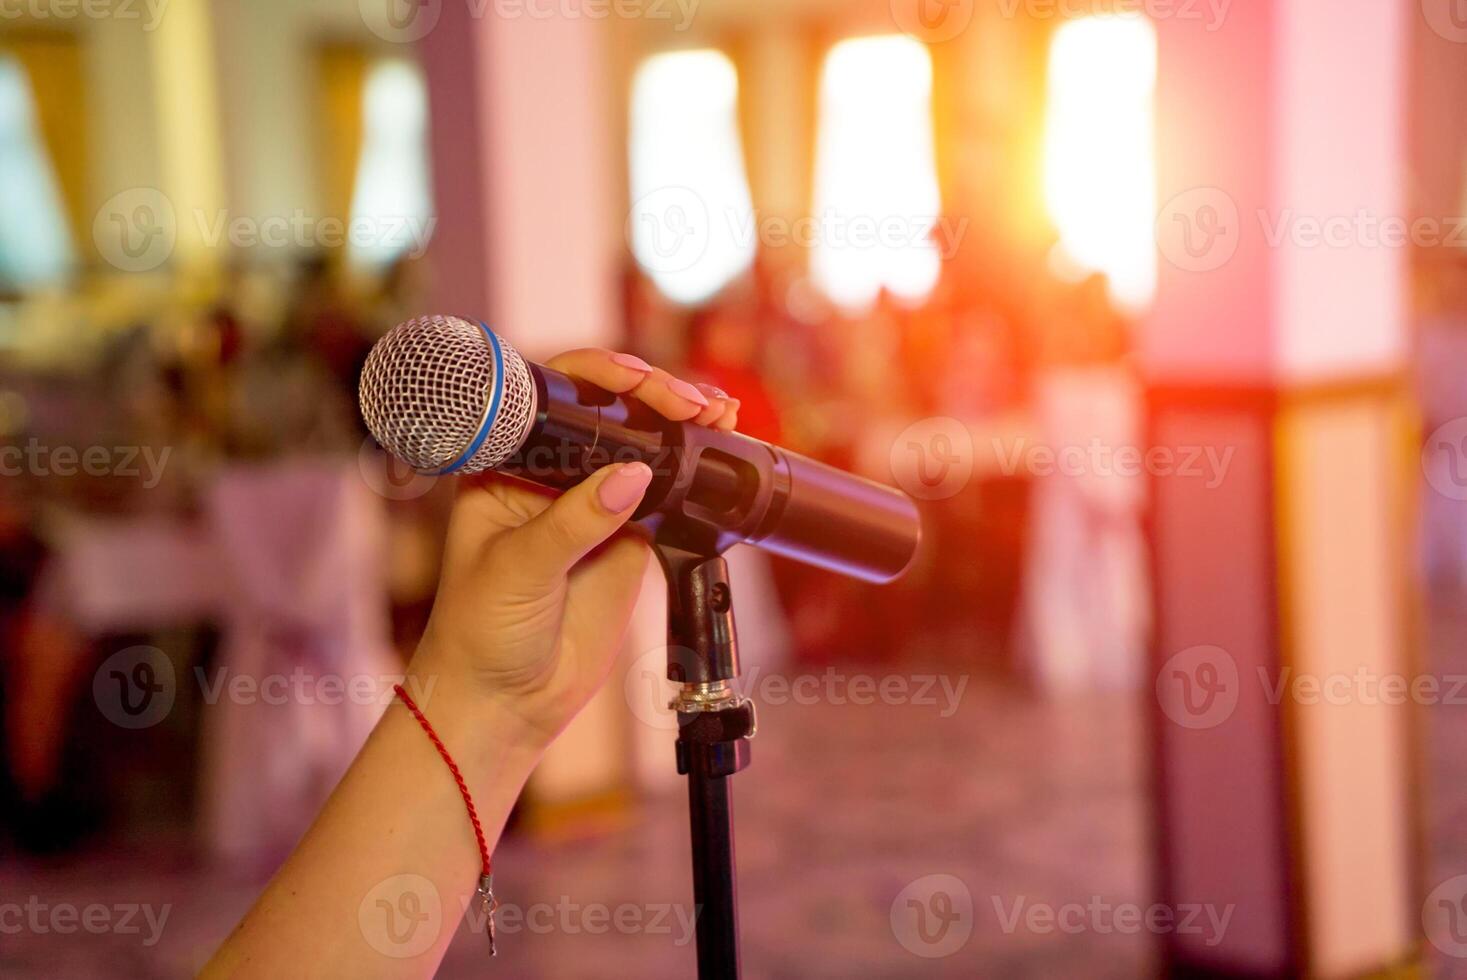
0, 0, 1462, 976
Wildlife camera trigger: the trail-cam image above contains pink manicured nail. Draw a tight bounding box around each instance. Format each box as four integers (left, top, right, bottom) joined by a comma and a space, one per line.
598, 462, 653, 513
667, 378, 710, 407
611, 352, 653, 373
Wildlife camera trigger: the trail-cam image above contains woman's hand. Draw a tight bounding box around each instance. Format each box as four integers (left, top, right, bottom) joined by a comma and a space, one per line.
408, 348, 740, 755
206, 350, 739, 979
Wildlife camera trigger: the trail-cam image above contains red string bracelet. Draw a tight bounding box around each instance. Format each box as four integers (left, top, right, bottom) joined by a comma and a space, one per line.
393, 682, 500, 956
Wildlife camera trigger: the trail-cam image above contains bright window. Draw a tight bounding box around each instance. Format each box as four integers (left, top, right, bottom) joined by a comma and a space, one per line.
349, 58, 434, 268
810, 35, 940, 311
1042, 15, 1157, 310
628, 49, 754, 306
0, 56, 73, 288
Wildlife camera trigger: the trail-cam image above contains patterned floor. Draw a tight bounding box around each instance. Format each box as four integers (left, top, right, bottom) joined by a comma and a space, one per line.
3, 598, 1463, 978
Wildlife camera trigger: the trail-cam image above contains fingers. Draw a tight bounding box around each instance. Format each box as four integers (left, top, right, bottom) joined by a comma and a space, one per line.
712, 401, 740, 432
496, 462, 653, 589
691, 383, 740, 430
544, 348, 739, 430
627, 368, 706, 421
545, 349, 657, 395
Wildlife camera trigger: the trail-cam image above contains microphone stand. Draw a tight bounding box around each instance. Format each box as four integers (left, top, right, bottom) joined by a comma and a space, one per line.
653, 539, 757, 980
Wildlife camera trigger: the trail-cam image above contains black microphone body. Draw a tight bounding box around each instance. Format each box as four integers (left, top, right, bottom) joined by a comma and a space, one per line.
507, 364, 920, 584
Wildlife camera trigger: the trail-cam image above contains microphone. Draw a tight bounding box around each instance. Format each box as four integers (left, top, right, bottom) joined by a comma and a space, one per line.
359, 315, 921, 583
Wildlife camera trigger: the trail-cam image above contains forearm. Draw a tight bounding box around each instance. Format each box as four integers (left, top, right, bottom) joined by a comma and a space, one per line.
203, 659, 544, 978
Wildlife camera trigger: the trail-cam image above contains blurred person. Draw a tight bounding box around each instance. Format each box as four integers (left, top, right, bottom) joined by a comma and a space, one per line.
229, 299, 360, 460
0, 481, 95, 852
1018, 273, 1149, 691
905, 263, 1035, 670
205, 348, 739, 978
206, 260, 250, 369
282, 253, 371, 401
368, 253, 432, 340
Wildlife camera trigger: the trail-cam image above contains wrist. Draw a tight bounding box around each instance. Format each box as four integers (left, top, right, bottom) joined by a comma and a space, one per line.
402, 649, 549, 780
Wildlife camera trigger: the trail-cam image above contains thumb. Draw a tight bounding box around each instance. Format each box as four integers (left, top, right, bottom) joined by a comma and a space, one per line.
498, 461, 654, 589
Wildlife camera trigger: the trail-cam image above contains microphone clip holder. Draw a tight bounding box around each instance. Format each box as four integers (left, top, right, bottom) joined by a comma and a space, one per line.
653, 538, 756, 980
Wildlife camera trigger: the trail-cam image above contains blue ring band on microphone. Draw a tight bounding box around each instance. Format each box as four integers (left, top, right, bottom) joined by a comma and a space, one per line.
432, 321, 506, 475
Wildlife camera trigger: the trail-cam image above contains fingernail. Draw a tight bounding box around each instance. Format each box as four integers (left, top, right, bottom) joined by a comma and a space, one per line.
668, 378, 710, 407
611, 352, 653, 373
696, 383, 730, 401
598, 462, 653, 513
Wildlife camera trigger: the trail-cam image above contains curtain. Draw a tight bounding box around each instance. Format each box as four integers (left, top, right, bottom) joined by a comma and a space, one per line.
4, 32, 87, 253
313, 43, 368, 228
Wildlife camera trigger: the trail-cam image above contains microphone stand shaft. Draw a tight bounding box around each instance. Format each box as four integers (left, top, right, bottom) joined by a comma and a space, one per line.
657, 545, 756, 980
687, 760, 739, 977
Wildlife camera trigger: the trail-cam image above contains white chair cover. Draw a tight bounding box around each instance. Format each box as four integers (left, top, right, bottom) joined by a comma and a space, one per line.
200, 459, 399, 870
1021, 365, 1151, 692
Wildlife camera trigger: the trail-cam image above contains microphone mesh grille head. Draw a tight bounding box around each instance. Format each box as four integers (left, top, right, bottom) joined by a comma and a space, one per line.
358, 314, 537, 474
